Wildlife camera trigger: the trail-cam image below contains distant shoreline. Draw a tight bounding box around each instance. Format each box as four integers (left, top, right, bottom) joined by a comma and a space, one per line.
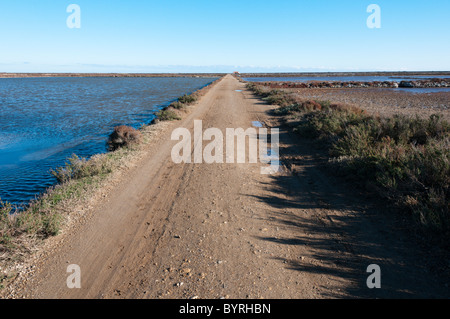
239, 71, 450, 77
2, 71, 450, 79
0, 73, 226, 78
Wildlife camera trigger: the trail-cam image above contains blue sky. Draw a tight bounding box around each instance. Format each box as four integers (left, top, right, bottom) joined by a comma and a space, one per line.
0, 0, 449, 73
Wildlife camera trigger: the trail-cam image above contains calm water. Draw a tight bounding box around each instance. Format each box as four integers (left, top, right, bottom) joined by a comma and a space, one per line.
243, 75, 450, 83
0, 77, 216, 206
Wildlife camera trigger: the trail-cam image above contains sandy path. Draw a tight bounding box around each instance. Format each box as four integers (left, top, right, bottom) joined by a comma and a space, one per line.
13, 75, 449, 299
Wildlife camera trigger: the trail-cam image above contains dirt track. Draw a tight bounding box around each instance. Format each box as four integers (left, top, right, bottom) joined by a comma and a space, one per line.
9, 75, 449, 299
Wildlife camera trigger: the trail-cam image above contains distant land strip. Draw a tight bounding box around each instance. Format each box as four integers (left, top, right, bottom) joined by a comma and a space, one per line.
2, 71, 450, 79
0, 73, 227, 78
240, 71, 450, 77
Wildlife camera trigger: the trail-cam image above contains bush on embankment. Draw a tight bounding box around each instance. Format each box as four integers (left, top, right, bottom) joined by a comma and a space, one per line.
247, 82, 450, 244
168, 93, 198, 110
107, 125, 142, 151
155, 109, 181, 121
153, 77, 222, 122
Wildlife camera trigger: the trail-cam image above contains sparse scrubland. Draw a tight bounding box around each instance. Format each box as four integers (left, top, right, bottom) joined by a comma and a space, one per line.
247, 82, 450, 246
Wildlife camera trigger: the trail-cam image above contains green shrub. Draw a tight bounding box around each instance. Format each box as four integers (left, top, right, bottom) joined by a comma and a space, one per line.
170, 101, 186, 109
178, 94, 197, 104
332, 124, 374, 157
51, 154, 112, 183
374, 114, 449, 146
295, 109, 369, 140
156, 109, 181, 121
318, 100, 332, 108
42, 213, 62, 236
263, 92, 293, 106
328, 114, 449, 237
273, 104, 303, 115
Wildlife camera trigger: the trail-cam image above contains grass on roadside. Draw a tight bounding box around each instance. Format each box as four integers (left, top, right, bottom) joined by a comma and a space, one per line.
157, 91, 201, 119
168, 93, 198, 110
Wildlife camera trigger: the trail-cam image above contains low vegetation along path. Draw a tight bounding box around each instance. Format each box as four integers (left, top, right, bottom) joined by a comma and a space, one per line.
14, 75, 448, 298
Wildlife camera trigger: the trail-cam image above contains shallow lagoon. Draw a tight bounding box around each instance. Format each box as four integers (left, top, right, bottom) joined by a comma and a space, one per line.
0, 77, 216, 205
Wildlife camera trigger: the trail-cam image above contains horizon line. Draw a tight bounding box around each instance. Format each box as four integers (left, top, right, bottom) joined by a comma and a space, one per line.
1, 70, 450, 75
